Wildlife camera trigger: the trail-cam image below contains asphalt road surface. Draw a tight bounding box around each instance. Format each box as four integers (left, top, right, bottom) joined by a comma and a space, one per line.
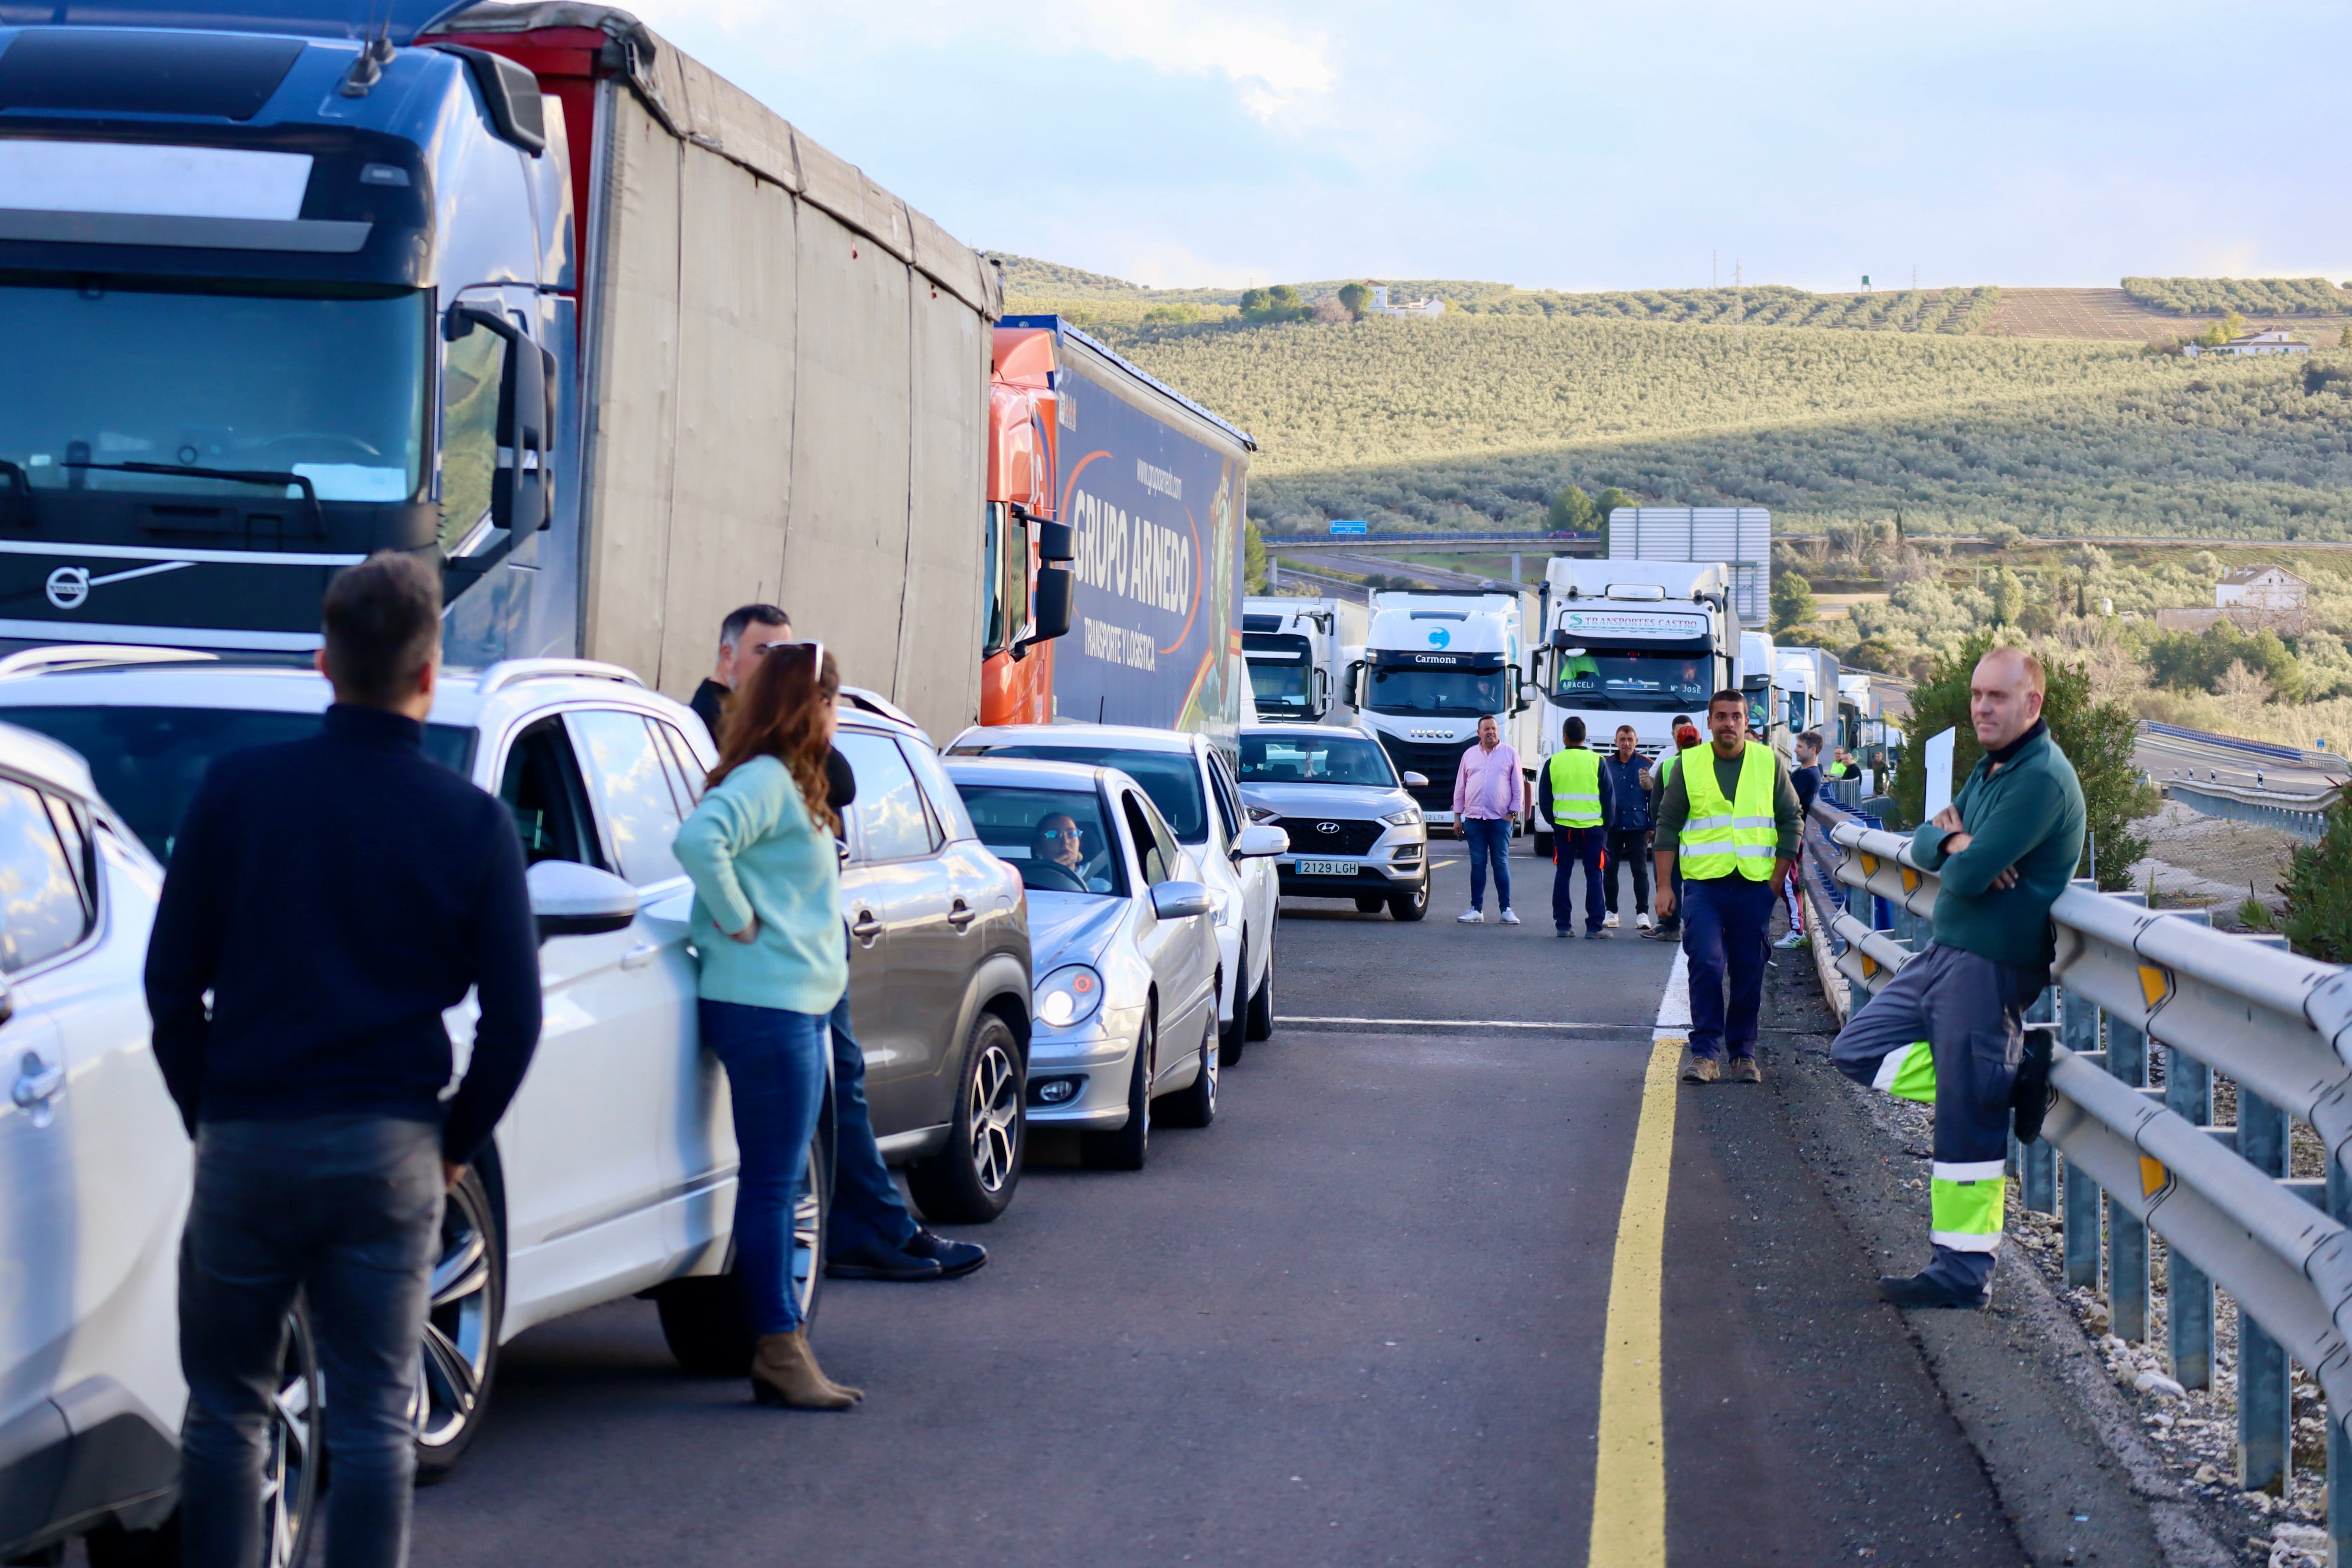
408, 847, 2021, 1566
2134, 723, 2346, 796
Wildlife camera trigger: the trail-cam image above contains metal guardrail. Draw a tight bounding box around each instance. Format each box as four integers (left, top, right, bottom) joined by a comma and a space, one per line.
2162, 775, 2340, 842
1803, 798, 2352, 1530
2142, 718, 2347, 776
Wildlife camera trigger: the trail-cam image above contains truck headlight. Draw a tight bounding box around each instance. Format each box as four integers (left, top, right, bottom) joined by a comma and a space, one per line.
1034, 964, 1106, 1028
1381, 807, 1422, 827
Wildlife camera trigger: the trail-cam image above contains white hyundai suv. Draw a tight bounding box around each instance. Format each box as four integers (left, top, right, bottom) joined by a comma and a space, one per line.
0, 648, 1030, 1499
946, 725, 1286, 1064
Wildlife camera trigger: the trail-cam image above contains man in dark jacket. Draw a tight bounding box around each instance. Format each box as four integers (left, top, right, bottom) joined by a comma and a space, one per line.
1778, 731, 1825, 949
690, 602, 793, 740
1599, 724, 1654, 933
148, 553, 541, 1568
1829, 647, 2085, 1309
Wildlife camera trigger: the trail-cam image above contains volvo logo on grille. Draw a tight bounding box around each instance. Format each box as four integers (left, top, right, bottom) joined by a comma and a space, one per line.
45, 567, 89, 611
1317, 822, 1342, 834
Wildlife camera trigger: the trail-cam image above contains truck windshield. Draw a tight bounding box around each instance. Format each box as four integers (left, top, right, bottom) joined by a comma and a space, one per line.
1244, 634, 1314, 715
1552, 650, 1711, 710
1364, 662, 1506, 716
0, 281, 429, 506
0, 705, 474, 863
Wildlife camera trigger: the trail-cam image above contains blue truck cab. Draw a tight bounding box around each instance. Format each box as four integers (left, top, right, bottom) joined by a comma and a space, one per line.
0, 0, 574, 661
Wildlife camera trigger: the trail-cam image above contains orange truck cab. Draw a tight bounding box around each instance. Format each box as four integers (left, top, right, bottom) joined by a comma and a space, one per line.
981, 325, 1072, 725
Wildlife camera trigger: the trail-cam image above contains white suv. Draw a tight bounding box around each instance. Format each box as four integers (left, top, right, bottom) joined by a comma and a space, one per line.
946, 725, 1286, 1064
0, 716, 323, 1566
0, 649, 1030, 1491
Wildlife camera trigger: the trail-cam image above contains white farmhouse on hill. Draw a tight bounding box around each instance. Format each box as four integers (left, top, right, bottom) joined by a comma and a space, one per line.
2217, 563, 2308, 612
2183, 328, 2310, 358
1369, 285, 1445, 318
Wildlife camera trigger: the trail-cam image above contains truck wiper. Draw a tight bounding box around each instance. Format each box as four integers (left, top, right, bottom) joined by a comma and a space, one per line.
65, 460, 324, 533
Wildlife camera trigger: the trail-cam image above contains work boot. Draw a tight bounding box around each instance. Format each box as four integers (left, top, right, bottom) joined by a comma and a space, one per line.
1726, 1056, 1762, 1084
1681, 1052, 1719, 1084
2012, 1029, 2056, 1144
1585, 927, 1609, 940
750, 1331, 863, 1409
901, 1228, 987, 1279
826, 1237, 944, 1282
1876, 1272, 1990, 1311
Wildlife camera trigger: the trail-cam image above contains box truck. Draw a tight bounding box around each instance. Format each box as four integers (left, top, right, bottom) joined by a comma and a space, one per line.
1242, 595, 1366, 724
0, 0, 1044, 741
1348, 587, 1540, 828
1606, 507, 1771, 628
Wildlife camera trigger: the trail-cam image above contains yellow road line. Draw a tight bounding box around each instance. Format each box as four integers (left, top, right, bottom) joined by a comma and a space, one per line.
1587, 1034, 1681, 1567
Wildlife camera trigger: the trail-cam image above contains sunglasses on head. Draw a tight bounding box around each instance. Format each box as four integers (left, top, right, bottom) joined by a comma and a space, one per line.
754, 639, 826, 673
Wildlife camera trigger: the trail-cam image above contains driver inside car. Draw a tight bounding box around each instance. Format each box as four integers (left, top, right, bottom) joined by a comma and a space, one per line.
1034, 812, 1111, 893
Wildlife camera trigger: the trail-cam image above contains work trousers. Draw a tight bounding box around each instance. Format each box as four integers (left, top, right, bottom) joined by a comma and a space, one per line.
825, 992, 920, 1256
1461, 816, 1513, 912
179, 1116, 442, 1568
1681, 874, 1776, 1061
1604, 829, 1651, 915
1830, 943, 2048, 1298
1551, 826, 1606, 935
700, 998, 829, 1335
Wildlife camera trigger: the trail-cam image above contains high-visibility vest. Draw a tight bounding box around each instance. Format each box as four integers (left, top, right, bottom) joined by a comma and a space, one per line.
1676, 741, 1776, 881
1546, 746, 1602, 829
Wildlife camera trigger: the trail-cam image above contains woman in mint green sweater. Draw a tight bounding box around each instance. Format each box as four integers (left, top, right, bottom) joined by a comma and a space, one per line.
672, 642, 859, 1410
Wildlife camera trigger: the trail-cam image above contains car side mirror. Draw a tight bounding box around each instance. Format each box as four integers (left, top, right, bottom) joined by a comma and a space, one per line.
1149, 880, 1214, 920
1233, 824, 1288, 858
1402, 771, 1429, 789
528, 860, 639, 942
0, 972, 15, 1028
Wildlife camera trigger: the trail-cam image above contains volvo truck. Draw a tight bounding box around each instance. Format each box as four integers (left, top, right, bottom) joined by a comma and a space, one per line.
0, 0, 1033, 741
1242, 594, 1365, 724
1348, 587, 1539, 829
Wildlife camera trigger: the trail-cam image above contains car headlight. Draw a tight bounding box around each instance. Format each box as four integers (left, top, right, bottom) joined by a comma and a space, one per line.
1382, 806, 1422, 826
1246, 804, 1281, 824
1034, 964, 1106, 1028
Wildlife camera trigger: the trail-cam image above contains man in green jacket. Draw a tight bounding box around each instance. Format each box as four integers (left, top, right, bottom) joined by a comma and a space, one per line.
1830, 646, 2085, 1309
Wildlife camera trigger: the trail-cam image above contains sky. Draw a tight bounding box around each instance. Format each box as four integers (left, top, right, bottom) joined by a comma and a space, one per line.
626, 0, 2352, 295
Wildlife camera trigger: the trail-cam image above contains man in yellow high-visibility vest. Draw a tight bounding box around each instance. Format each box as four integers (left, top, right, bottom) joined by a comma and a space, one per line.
1538, 716, 1613, 937
1653, 690, 1801, 1084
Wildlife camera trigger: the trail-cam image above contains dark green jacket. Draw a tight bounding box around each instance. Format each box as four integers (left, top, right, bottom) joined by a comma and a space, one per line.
1910, 723, 2085, 968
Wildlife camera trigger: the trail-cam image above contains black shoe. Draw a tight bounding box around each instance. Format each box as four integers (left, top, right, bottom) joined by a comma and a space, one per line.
2012, 1033, 2054, 1144
902, 1228, 987, 1279
1876, 1272, 1990, 1310
1556, 927, 1574, 938
825, 1238, 945, 1281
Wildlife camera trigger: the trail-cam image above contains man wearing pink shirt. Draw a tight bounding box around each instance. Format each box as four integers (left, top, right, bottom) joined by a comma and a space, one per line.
1453, 714, 1523, 925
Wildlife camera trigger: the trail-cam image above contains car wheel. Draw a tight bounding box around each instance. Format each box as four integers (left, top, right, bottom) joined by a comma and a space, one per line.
909, 1012, 1026, 1223
1164, 1003, 1219, 1128
414, 1166, 504, 1482
1532, 829, 1553, 859
86, 1306, 321, 1568
659, 1104, 834, 1376
1217, 946, 1249, 1066
1245, 947, 1275, 1041
1389, 878, 1430, 922
1080, 1010, 1152, 1171
1353, 893, 1386, 914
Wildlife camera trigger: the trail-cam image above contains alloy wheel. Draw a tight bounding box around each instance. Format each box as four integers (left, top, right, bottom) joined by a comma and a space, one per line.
416, 1180, 497, 1452
966, 1040, 1021, 1194
1200, 1015, 1219, 1117
263, 1308, 321, 1567
790, 1131, 825, 1322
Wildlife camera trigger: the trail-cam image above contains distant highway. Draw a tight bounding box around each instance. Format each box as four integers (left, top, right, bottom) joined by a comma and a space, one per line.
2135, 725, 2347, 798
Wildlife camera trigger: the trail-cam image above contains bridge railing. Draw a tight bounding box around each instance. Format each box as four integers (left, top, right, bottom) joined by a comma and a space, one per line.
1803, 798, 2352, 1536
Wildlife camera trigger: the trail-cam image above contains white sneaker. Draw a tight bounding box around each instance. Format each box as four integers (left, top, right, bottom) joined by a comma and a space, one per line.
1602, 912, 1620, 929
1637, 912, 1654, 931
1500, 909, 1521, 926
1458, 909, 1484, 924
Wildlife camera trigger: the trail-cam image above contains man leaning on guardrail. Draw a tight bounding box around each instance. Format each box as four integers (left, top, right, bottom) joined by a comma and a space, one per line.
1829, 646, 2085, 1310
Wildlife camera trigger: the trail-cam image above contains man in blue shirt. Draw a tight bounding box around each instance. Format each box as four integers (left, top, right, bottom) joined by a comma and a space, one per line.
1599, 724, 1655, 933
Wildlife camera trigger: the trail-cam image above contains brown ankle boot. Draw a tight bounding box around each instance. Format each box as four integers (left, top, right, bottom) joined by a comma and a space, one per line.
750, 1331, 863, 1409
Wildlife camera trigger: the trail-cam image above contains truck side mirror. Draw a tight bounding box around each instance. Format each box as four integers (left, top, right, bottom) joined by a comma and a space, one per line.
1013, 564, 1074, 659
1312, 665, 1330, 718
1033, 519, 1074, 562
444, 305, 553, 537
1345, 660, 1365, 709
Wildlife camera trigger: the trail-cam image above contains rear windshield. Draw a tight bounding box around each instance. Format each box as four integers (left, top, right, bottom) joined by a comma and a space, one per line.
957, 744, 1207, 844
1239, 730, 1397, 788
956, 783, 1128, 897
0, 705, 475, 863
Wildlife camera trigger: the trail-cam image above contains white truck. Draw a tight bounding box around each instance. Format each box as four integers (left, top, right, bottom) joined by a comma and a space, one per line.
1774, 646, 1842, 742
1740, 629, 1779, 747
1347, 588, 1540, 830
1242, 596, 1367, 724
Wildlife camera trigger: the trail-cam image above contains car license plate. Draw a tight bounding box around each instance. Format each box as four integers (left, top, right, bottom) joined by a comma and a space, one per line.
1295, 858, 1355, 877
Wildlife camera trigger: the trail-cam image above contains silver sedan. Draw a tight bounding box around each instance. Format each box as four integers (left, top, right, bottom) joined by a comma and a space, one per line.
943, 756, 1227, 1171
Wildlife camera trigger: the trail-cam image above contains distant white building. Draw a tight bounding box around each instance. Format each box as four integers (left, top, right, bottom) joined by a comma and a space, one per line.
2183, 328, 2310, 358
1369, 284, 1445, 318
2217, 563, 2308, 612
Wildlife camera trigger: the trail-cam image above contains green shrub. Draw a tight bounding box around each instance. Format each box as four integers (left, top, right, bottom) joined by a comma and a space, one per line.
1772, 570, 1817, 632
2283, 796, 2352, 959
1892, 631, 2153, 886
2142, 620, 2304, 701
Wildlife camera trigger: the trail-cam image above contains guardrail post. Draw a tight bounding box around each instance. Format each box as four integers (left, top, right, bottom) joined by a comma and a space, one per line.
2021, 987, 2059, 1214
2163, 909, 2216, 1389
2330, 1146, 2352, 1560
2103, 890, 2151, 1344
2059, 924, 2104, 1289
2233, 930, 2292, 1494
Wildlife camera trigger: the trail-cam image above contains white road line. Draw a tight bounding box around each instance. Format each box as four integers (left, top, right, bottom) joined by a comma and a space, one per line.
1276, 1015, 1639, 1031
1653, 946, 1690, 1044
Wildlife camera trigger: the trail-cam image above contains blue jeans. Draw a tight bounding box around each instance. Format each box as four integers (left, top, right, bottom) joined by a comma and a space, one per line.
1682, 875, 1777, 1060
700, 999, 829, 1335
825, 993, 919, 1255
1461, 817, 1512, 911
1551, 826, 1606, 933
179, 1116, 442, 1568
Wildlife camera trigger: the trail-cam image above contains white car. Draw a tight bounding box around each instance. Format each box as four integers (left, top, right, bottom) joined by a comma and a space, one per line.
945, 725, 1286, 1063
942, 757, 1226, 1169
0, 648, 1031, 1487
0, 718, 322, 1566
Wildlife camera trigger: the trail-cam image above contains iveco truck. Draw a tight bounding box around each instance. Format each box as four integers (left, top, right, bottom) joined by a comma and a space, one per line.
1242, 594, 1365, 724
1347, 587, 1539, 828
0, 0, 1021, 741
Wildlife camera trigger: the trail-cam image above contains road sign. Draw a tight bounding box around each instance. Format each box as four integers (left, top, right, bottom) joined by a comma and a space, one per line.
1328, 520, 1368, 535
